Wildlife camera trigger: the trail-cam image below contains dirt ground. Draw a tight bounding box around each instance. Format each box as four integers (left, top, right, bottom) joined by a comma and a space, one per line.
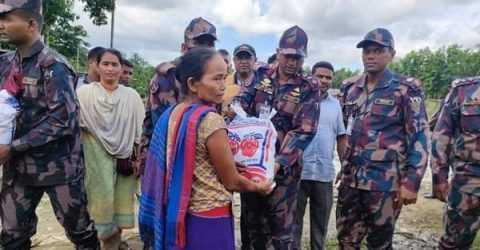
23, 156, 478, 249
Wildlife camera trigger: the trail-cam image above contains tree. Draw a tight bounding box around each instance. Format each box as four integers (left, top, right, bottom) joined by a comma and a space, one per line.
0, 0, 112, 71
127, 53, 155, 98
333, 68, 360, 89
78, 0, 113, 25
391, 45, 480, 98
43, 0, 88, 70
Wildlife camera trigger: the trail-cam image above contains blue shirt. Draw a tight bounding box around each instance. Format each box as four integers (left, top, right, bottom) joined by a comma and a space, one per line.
302, 94, 346, 182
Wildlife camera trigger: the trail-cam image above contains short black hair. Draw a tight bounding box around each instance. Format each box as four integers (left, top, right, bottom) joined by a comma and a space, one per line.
175, 47, 218, 96
267, 53, 277, 64
96, 48, 123, 65
88, 47, 106, 62
312, 61, 335, 74
122, 59, 133, 68
218, 49, 229, 56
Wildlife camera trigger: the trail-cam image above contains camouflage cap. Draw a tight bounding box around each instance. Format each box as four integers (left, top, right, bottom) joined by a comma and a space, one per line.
356, 28, 395, 49
278, 25, 308, 57
0, 0, 42, 15
233, 44, 256, 57
184, 17, 217, 41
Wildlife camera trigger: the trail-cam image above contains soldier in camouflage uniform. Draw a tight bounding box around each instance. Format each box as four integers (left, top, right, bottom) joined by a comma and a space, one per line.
431, 77, 480, 249
0, 1, 99, 249
424, 85, 452, 199
238, 26, 321, 250
337, 28, 429, 250
137, 17, 217, 174
429, 84, 452, 131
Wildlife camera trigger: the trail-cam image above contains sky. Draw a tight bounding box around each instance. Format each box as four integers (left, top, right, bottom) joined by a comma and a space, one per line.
74, 0, 480, 70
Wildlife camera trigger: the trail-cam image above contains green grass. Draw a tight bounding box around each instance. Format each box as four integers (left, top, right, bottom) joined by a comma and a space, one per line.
473, 236, 480, 250
425, 98, 442, 118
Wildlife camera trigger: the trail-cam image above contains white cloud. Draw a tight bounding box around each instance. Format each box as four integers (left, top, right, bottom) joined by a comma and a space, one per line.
74, 0, 480, 70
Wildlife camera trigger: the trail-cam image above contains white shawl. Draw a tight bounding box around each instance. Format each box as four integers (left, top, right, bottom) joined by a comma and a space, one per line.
77, 82, 145, 159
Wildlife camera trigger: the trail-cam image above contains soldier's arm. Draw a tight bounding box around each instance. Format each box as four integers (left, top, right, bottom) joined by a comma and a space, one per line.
138, 73, 175, 169
431, 89, 457, 188
401, 86, 430, 194
236, 81, 257, 116
338, 82, 351, 174
276, 91, 319, 168
11, 63, 77, 153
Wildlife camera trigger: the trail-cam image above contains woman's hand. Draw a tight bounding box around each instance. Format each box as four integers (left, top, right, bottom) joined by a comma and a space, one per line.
254, 179, 275, 196
133, 159, 143, 177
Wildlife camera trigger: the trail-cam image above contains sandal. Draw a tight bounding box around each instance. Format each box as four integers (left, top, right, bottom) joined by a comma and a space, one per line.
119, 241, 133, 250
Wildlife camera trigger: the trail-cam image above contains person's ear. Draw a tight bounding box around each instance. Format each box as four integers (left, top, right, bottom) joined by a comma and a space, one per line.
187, 77, 198, 93
181, 43, 188, 54
390, 48, 396, 59
27, 18, 37, 33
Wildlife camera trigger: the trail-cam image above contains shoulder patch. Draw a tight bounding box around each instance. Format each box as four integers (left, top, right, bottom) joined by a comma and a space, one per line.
38, 48, 76, 81
409, 96, 423, 113
451, 77, 480, 88
342, 74, 362, 86
397, 76, 424, 95
398, 75, 423, 89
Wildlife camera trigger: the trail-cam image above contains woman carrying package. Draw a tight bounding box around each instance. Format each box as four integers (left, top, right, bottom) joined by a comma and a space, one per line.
139, 47, 273, 250
77, 48, 145, 249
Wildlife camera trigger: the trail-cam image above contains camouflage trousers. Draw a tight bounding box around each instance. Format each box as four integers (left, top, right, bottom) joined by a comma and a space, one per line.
439, 185, 480, 250
242, 166, 302, 250
336, 185, 402, 250
0, 178, 100, 250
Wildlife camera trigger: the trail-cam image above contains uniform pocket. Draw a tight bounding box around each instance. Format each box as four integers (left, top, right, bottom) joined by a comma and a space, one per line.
360, 149, 399, 178
370, 103, 399, 117
460, 104, 480, 132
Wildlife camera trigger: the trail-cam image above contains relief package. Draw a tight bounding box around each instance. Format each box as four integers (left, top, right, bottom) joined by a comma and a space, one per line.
0, 89, 20, 144
227, 103, 277, 182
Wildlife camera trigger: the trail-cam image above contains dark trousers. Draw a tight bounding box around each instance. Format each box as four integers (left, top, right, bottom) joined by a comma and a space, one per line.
0, 178, 100, 250
245, 166, 302, 250
293, 180, 333, 250
240, 193, 252, 250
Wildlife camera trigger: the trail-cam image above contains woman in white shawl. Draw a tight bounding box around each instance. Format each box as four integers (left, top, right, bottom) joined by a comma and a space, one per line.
76, 48, 145, 249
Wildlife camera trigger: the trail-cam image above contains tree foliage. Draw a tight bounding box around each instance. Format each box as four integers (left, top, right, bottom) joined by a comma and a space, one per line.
333, 68, 360, 89
0, 0, 112, 71
78, 0, 114, 26
127, 53, 155, 98
43, 0, 88, 69
391, 45, 480, 98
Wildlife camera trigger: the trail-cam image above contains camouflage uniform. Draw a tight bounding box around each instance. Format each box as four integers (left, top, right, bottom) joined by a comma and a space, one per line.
0, 2, 99, 249
429, 83, 453, 131
337, 28, 429, 250
239, 26, 321, 250
138, 17, 217, 170
431, 77, 480, 250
